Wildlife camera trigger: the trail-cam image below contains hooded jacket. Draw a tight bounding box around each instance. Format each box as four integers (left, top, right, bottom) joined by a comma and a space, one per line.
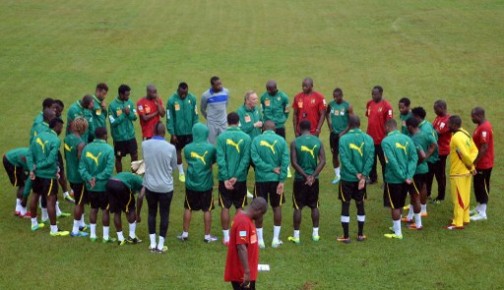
184, 123, 216, 191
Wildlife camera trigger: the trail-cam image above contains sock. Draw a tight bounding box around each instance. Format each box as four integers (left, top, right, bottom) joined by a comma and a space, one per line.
63, 191, 70, 199
335, 167, 340, 177
41, 208, 48, 221
182, 231, 189, 238
357, 215, 365, 236
56, 201, 62, 216
157, 236, 165, 250
72, 220, 80, 234
312, 227, 319, 237
103, 226, 110, 240
149, 234, 156, 248
393, 220, 402, 236
177, 164, 184, 174
50, 225, 58, 234
90, 223, 97, 238
475, 203, 481, 212
257, 228, 264, 242
414, 213, 422, 228
222, 230, 229, 242
407, 205, 414, 220
80, 214, 86, 227
31, 217, 38, 227
293, 230, 300, 239
479, 204, 487, 216
421, 204, 427, 214
129, 222, 136, 239
204, 234, 211, 240
341, 216, 350, 238
117, 231, 125, 242
273, 226, 281, 241
15, 199, 21, 212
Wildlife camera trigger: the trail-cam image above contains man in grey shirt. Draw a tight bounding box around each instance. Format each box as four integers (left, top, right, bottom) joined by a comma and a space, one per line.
200, 76, 229, 144
142, 122, 177, 253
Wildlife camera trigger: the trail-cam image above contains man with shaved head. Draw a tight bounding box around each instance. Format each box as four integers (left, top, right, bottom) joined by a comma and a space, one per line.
292, 78, 327, 137
137, 84, 165, 140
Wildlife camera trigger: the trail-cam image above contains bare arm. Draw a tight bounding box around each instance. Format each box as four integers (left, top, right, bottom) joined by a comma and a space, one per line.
316, 109, 327, 136
292, 109, 298, 137
290, 142, 307, 180
473, 143, 488, 166
313, 143, 326, 177
237, 244, 251, 283
136, 187, 145, 223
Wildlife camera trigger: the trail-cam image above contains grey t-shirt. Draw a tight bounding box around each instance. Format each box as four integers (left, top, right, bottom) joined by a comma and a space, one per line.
200, 87, 229, 127
142, 137, 177, 193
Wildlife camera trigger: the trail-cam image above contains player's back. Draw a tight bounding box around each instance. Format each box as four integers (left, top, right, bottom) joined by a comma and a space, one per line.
294, 134, 321, 178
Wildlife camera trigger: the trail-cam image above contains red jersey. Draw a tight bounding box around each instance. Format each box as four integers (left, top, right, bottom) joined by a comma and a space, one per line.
137, 97, 164, 139
433, 114, 451, 156
365, 99, 393, 144
292, 91, 327, 134
473, 120, 494, 170
224, 212, 259, 282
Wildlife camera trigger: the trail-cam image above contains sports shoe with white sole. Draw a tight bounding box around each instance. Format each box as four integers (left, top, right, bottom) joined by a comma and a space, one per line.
470, 213, 487, 221
204, 235, 219, 243
271, 240, 283, 248
384, 233, 403, 239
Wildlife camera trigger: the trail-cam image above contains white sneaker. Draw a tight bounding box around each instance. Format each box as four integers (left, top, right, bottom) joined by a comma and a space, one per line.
247, 190, 254, 199
258, 240, 266, 249
470, 213, 487, 221
271, 240, 283, 248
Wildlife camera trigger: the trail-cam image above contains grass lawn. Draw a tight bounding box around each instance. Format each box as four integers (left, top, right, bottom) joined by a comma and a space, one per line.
0, 0, 503, 289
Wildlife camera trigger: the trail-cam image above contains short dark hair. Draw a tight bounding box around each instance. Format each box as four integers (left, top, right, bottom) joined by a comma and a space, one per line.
54, 99, 64, 109
412, 107, 426, 119
333, 88, 343, 94
373, 85, 383, 93
118, 84, 131, 95
434, 100, 447, 110
210, 76, 220, 85
96, 83, 109, 92
227, 112, 239, 125
178, 82, 188, 90
49, 117, 64, 129
299, 120, 311, 131
399, 97, 411, 107
406, 116, 420, 128
42, 98, 55, 109
448, 115, 462, 127
82, 95, 94, 108
95, 127, 107, 139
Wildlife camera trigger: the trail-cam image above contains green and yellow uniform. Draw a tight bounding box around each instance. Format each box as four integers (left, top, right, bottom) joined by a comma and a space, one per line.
64, 133, 85, 184
108, 97, 137, 142
166, 92, 199, 136
260, 90, 289, 129
216, 126, 251, 182
67, 100, 95, 143
91, 95, 108, 137
251, 130, 290, 182
419, 120, 439, 163
400, 112, 413, 136
339, 129, 375, 182
113, 172, 143, 191
382, 130, 418, 184
411, 130, 437, 175
6, 148, 30, 171
293, 134, 322, 180
29, 121, 51, 145
328, 100, 350, 134
237, 104, 262, 140
184, 123, 217, 192
78, 139, 115, 192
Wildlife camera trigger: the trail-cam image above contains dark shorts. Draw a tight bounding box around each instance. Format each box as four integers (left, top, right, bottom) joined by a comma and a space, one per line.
408, 174, 427, 195
255, 181, 285, 208
107, 180, 135, 213
32, 177, 58, 196
173, 135, 193, 151
114, 139, 138, 157
275, 128, 286, 139
339, 180, 366, 202
330, 132, 340, 155
383, 183, 408, 209
71, 183, 88, 205
3, 155, 26, 187
88, 191, 109, 210
474, 168, 492, 204
184, 188, 214, 211
219, 181, 247, 209
232, 281, 256, 290
293, 179, 319, 209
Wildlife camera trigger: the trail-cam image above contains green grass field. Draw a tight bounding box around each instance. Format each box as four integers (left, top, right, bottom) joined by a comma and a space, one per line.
1, 0, 503, 289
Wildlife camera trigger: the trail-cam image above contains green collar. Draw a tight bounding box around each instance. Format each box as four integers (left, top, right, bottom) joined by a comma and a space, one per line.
387, 130, 400, 136
94, 139, 106, 144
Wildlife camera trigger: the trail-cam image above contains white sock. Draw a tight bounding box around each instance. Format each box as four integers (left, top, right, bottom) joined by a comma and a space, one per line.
222, 230, 229, 242
149, 234, 157, 248
293, 230, 300, 239
41, 208, 48, 221
177, 164, 184, 174
63, 191, 69, 198
31, 217, 38, 227
335, 167, 340, 177
357, 215, 366, 222
479, 204, 487, 216
72, 220, 80, 234
157, 236, 165, 250
393, 220, 402, 236
257, 228, 264, 242
414, 213, 422, 228
421, 204, 427, 214
80, 214, 86, 227
50, 225, 58, 234
90, 223, 97, 238
312, 227, 319, 237
129, 222, 136, 239
273, 226, 281, 241
56, 201, 62, 216
204, 234, 211, 240
117, 231, 125, 242
15, 199, 22, 212
103, 226, 110, 240
407, 205, 414, 220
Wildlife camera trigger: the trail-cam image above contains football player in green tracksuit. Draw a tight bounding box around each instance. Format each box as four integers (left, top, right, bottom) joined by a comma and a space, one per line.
251, 120, 290, 249
237, 91, 263, 141
337, 115, 374, 243
79, 127, 115, 243
287, 120, 326, 244
381, 119, 418, 240
3, 147, 30, 217
177, 123, 218, 243
66, 95, 95, 144
90, 83, 109, 142
216, 112, 252, 246
398, 97, 412, 136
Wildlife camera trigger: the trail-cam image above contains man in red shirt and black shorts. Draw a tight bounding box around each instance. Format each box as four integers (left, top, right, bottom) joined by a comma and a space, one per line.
470, 107, 494, 221
430, 100, 451, 203
225, 197, 267, 290
137, 84, 165, 140
292, 78, 327, 137
365, 85, 393, 184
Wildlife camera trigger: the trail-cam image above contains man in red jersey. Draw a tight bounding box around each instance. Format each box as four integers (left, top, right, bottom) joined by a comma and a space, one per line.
430, 100, 451, 203
470, 107, 494, 221
365, 85, 393, 184
137, 84, 165, 140
225, 197, 267, 290
292, 78, 327, 137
